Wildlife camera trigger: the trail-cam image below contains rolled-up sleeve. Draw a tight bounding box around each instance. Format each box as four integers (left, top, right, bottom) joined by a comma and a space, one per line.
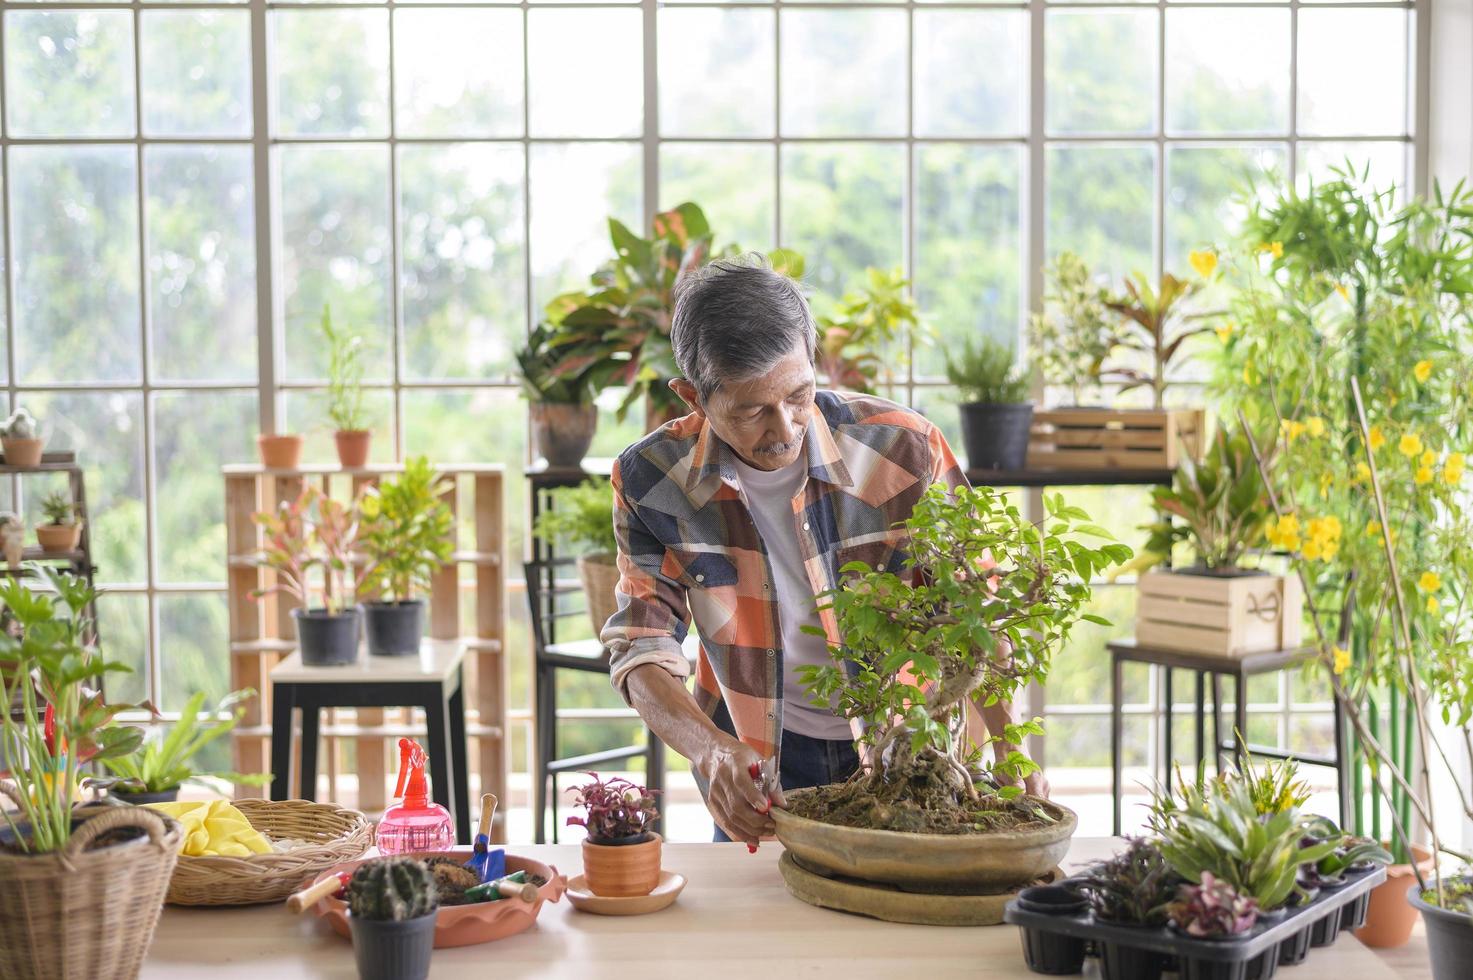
602, 458, 693, 703
927, 419, 972, 494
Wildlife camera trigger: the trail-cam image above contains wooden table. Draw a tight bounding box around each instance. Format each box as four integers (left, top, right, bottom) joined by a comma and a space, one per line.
141, 839, 1404, 979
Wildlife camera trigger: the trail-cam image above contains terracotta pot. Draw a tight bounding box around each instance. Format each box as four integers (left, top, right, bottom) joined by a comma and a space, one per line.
1354, 842, 1435, 948
257, 433, 303, 470
577, 554, 620, 640
530, 402, 597, 468
2, 437, 44, 468
36, 522, 82, 554
581, 832, 661, 898
1, 522, 24, 569
335, 429, 372, 469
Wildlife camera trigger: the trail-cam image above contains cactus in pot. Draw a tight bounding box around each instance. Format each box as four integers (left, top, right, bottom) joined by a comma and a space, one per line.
346, 858, 440, 980
1, 407, 44, 467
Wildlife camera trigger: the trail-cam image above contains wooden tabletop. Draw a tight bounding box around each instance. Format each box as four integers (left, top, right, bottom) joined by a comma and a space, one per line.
271, 639, 467, 685
141, 839, 1404, 979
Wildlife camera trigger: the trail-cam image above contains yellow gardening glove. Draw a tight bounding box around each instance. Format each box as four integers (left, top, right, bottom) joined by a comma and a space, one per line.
146, 800, 272, 857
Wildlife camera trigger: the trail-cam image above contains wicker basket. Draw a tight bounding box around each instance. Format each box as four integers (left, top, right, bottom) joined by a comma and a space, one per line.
165, 798, 372, 906
0, 801, 183, 980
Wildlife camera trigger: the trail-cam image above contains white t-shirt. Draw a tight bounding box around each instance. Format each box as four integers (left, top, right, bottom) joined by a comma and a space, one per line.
731, 454, 854, 741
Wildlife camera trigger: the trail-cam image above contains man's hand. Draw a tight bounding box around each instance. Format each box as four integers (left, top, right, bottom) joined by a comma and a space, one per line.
697, 736, 779, 846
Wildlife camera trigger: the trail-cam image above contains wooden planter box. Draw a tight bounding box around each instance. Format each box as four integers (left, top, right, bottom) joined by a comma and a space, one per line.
1026, 408, 1204, 470
1135, 569, 1304, 657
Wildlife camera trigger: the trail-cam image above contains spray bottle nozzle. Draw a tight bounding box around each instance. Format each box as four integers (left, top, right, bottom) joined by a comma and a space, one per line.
394, 738, 431, 808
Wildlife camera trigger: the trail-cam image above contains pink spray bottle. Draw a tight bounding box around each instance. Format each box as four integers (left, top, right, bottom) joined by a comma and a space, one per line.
376, 738, 455, 855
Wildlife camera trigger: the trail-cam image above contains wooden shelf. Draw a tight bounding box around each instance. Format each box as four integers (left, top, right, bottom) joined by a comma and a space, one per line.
229, 638, 297, 654
0, 450, 81, 475
966, 467, 1174, 488
223, 462, 505, 477
230, 550, 501, 568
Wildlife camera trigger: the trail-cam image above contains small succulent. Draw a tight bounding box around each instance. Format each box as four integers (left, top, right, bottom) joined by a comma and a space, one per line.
1078, 837, 1180, 926
565, 771, 659, 843
1298, 817, 1392, 887
40, 491, 77, 527
346, 857, 440, 922
1169, 872, 1260, 938
1, 408, 38, 440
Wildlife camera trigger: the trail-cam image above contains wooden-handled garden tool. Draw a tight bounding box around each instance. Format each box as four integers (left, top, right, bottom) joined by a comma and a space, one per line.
463, 793, 505, 882
285, 871, 352, 913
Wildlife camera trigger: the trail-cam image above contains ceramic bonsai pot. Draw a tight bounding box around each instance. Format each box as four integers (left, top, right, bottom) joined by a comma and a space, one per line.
36, 522, 83, 553
530, 402, 597, 468
348, 910, 436, 980
257, 433, 304, 470
2, 436, 44, 468
293, 605, 362, 666
1408, 879, 1473, 980
581, 832, 661, 898
771, 789, 1076, 894
959, 402, 1034, 471
1354, 843, 1434, 948
335, 429, 372, 469
363, 599, 425, 657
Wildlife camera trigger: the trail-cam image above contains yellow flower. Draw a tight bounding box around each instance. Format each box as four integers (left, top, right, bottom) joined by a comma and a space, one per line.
1281, 419, 1308, 445
1319, 471, 1333, 499
1332, 645, 1352, 675
1419, 571, 1441, 593
1260, 241, 1284, 259
1266, 513, 1302, 552
1305, 416, 1326, 438
1354, 462, 1372, 483
1414, 360, 1432, 383
1420, 449, 1437, 468
1445, 453, 1465, 485
1335, 284, 1350, 301
1399, 432, 1423, 458
1216, 322, 1236, 345
1415, 466, 1434, 486
1243, 362, 1256, 385
1427, 595, 1440, 615
1189, 249, 1218, 278
1302, 538, 1322, 560
1369, 426, 1386, 452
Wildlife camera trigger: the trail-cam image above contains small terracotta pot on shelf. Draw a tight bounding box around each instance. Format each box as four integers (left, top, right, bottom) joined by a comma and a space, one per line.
335, 430, 372, 469
36, 522, 83, 554
581, 832, 662, 898
257, 433, 304, 470
2, 437, 44, 468
1354, 842, 1435, 948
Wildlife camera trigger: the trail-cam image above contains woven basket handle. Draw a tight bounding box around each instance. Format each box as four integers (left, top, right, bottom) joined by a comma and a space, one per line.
61, 804, 173, 870
0, 779, 24, 811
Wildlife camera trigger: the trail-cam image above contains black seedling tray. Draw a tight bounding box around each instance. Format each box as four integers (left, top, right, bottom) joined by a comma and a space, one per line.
1004, 865, 1385, 979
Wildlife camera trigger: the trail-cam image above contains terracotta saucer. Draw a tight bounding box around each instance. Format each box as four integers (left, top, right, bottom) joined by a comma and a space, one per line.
565, 870, 686, 916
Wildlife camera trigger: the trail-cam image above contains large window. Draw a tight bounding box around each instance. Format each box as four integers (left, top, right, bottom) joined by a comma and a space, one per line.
2, 0, 1419, 776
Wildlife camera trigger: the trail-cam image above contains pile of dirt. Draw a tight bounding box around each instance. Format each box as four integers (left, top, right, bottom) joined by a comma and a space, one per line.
788, 779, 1058, 836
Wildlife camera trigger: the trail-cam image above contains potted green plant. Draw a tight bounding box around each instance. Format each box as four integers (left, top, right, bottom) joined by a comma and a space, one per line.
345, 857, 440, 980
1077, 836, 1181, 980
770, 485, 1131, 898
1029, 251, 1122, 408
944, 336, 1033, 471
1, 407, 44, 468
257, 430, 304, 470
814, 266, 920, 394
1408, 879, 1473, 980
253, 485, 363, 666
0, 566, 183, 980
517, 322, 600, 468
319, 305, 372, 468
102, 689, 271, 804
566, 772, 661, 898
357, 457, 453, 656
1131, 424, 1302, 657
532, 478, 618, 638
35, 490, 83, 554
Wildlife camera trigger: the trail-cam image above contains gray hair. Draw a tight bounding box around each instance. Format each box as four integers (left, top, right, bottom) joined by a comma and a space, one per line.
669, 253, 817, 403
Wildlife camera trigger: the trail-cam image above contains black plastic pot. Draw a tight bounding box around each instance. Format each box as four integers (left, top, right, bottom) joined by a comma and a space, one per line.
1244, 947, 1278, 980
111, 787, 180, 806
1098, 937, 1166, 980
348, 911, 436, 980
1408, 880, 1473, 980
1015, 886, 1089, 975
292, 605, 362, 666
959, 402, 1034, 471
1339, 890, 1371, 931
363, 599, 425, 657
1276, 924, 1312, 966
1308, 907, 1342, 947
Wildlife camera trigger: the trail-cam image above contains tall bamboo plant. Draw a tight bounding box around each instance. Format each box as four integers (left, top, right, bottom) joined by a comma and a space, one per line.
1209, 168, 1473, 897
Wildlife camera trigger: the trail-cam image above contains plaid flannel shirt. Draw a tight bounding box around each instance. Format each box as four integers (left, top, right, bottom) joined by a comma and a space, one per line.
603, 390, 969, 758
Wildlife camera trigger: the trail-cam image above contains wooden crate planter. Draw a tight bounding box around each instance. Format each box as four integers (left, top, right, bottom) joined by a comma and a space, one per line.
1026, 408, 1204, 470
1135, 568, 1304, 657
224, 463, 507, 839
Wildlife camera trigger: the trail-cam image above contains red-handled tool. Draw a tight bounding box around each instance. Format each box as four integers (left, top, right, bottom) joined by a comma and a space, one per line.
285, 871, 352, 913
745, 758, 780, 853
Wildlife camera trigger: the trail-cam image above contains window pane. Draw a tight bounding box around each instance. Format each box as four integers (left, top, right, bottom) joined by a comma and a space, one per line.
1047, 144, 1155, 281
659, 9, 774, 138
529, 142, 642, 311
98, 593, 149, 707
1046, 10, 1157, 136
1165, 9, 1289, 136
5, 11, 134, 138
153, 392, 257, 584
281, 388, 394, 463
400, 144, 526, 382
141, 10, 251, 138
146, 145, 257, 383
272, 10, 389, 138
914, 11, 1026, 138
21, 392, 146, 584
159, 593, 231, 711
1165, 144, 1285, 265
528, 9, 642, 138
11, 146, 141, 384
659, 143, 775, 252
1297, 9, 1408, 136
395, 9, 523, 138
278, 144, 392, 381
781, 10, 904, 137
1296, 142, 1408, 201
781, 143, 903, 298
915, 145, 1022, 378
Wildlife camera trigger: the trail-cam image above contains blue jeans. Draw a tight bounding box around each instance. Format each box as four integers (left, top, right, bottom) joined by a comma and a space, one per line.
711, 727, 860, 843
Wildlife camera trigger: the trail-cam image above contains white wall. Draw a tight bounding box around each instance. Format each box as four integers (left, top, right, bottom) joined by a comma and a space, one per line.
1430, 0, 1473, 186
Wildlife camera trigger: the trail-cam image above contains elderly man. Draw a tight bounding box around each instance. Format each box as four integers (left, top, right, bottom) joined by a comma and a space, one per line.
602, 255, 1044, 847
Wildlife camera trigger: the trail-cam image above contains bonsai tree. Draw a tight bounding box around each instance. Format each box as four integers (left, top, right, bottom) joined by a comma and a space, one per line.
815, 266, 921, 394
358, 457, 453, 605
102, 689, 270, 797
794, 484, 1132, 831
1028, 252, 1122, 406
1077, 836, 1180, 925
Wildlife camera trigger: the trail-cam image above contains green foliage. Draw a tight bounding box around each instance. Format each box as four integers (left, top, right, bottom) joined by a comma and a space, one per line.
347, 857, 440, 922
0, 567, 145, 853
1077, 836, 1180, 925
1028, 252, 1121, 405
39, 490, 79, 527
318, 305, 368, 432
1140, 425, 1272, 571
532, 479, 616, 558
252, 485, 360, 615
1104, 270, 1214, 408
798, 484, 1131, 795
1300, 816, 1392, 883
103, 689, 269, 793
815, 266, 922, 394
358, 457, 454, 602
944, 336, 1031, 405
1239, 749, 1313, 816
515, 322, 599, 405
